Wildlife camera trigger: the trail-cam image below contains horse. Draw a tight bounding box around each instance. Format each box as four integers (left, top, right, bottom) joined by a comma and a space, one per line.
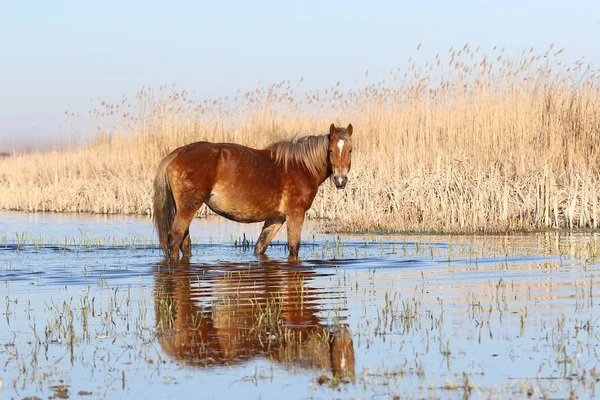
153, 123, 353, 262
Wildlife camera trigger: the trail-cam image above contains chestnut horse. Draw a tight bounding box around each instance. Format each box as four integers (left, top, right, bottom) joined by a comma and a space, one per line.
153, 123, 353, 262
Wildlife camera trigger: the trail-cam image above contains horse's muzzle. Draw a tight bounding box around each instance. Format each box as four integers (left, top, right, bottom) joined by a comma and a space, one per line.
333, 175, 348, 189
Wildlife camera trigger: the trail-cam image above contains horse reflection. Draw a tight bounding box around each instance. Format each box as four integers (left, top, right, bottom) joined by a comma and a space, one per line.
154, 261, 355, 379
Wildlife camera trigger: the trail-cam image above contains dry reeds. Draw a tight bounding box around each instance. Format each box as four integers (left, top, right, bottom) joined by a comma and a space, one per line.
1, 44, 600, 233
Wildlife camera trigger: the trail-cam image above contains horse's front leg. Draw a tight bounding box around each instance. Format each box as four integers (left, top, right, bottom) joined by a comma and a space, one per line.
286, 212, 305, 260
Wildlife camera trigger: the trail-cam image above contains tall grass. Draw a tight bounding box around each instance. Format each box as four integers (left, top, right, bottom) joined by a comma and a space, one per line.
1, 44, 600, 233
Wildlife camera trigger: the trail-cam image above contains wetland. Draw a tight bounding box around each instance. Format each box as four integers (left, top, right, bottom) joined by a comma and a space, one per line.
1, 211, 599, 399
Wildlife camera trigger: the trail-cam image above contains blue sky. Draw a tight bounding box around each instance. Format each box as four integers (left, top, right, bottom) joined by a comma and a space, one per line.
1, 1, 599, 149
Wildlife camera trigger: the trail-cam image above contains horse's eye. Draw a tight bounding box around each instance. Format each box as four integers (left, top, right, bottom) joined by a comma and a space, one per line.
328, 149, 333, 153
349, 150, 352, 154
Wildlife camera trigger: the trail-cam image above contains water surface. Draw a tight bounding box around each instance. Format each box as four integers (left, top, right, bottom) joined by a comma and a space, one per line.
1, 212, 599, 399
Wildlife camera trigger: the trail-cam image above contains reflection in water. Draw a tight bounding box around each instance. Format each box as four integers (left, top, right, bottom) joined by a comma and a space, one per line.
154, 260, 355, 380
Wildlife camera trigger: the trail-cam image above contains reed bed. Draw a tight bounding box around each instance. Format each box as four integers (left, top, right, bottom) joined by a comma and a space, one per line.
1, 44, 600, 233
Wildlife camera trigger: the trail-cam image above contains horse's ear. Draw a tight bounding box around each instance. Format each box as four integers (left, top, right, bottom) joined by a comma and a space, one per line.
329, 123, 336, 136
347, 124, 353, 136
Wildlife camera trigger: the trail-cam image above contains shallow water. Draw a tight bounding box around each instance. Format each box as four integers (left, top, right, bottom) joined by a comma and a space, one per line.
1, 211, 600, 399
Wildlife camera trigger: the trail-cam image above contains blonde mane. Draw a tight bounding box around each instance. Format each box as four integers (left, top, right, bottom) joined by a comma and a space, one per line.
266, 130, 352, 178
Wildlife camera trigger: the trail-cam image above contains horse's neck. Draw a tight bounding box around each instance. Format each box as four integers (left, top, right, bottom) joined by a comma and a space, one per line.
282, 161, 330, 187
266, 134, 331, 186
308, 160, 331, 188
312, 137, 332, 185
318, 164, 332, 185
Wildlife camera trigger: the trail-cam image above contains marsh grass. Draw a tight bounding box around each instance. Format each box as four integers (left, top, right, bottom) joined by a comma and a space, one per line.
1, 44, 600, 233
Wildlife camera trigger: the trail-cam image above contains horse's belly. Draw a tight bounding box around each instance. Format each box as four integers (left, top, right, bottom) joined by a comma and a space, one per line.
205, 192, 280, 223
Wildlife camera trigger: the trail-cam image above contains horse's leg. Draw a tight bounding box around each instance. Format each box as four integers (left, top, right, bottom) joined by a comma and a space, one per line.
255, 218, 285, 255
286, 212, 305, 260
169, 208, 196, 263
330, 324, 355, 380
181, 228, 192, 259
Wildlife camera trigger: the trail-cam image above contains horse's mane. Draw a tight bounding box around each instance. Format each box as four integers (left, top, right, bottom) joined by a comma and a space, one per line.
266, 129, 352, 178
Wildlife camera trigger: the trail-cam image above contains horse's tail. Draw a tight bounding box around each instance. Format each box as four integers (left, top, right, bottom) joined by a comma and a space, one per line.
153, 151, 178, 256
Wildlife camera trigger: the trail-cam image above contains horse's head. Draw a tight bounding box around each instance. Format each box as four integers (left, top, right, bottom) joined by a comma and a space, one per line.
328, 123, 353, 189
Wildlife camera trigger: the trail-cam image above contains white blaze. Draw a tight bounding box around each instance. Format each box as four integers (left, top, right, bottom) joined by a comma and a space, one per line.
337, 140, 344, 156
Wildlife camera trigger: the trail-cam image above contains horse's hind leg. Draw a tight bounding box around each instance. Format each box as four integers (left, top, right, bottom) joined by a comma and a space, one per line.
181, 228, 192, 258
169, 209, 196, 263
255, 218, 285, 255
